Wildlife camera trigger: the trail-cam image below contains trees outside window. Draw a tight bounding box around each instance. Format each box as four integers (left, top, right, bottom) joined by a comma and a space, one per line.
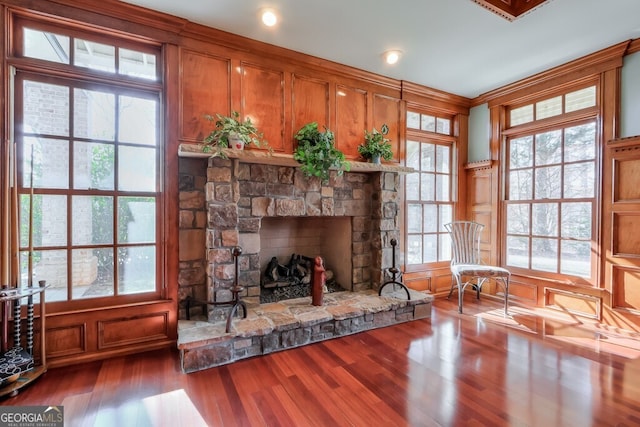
14, 22, 161, 303
405, 111, 454, 268
504, 85, 598, 282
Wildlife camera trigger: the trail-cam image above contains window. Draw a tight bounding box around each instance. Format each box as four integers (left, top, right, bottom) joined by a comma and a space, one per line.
405, 111, 454, 267
406, 111, 452, 135
504, 85, 597, 281
14, 21, 162, 304
509, 86, 596, 126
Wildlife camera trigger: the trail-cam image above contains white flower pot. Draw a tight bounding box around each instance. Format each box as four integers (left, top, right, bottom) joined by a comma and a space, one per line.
228, 134, 245, 150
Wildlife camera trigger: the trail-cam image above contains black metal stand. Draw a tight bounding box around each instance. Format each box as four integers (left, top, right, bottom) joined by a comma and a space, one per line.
0, 282, 48, 397
378, 238, 411, 300
186, 246, 247, 333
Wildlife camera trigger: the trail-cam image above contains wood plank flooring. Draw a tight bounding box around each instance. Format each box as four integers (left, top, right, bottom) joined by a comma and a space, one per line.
2, 296, 640, 426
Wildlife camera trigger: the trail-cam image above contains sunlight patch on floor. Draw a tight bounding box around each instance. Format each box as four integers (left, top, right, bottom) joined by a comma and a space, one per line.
62, 389, 209, 427
142, 389, 209, 427
475, 307, 640, 359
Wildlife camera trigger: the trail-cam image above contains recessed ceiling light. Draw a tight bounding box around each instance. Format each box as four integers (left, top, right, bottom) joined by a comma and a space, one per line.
383, 50, 403, 65
261, 9, 278, 27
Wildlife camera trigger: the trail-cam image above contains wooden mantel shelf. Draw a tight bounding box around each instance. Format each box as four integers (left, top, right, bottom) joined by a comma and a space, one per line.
178, 144, 415, 174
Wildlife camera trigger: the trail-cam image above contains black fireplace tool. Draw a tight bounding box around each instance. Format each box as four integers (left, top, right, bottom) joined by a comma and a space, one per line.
378, 238, 411, 300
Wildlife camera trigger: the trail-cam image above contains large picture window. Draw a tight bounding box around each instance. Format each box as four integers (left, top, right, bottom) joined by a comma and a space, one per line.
503, 85, 598, 282
13, 21, 162, 304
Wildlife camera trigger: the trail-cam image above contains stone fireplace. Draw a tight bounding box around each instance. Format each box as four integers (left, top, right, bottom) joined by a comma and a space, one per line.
177, 148, 434, 370
203, 153, 404, 321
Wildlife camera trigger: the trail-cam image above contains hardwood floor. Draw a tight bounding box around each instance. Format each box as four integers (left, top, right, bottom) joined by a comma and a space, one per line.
2, 296, 640, 426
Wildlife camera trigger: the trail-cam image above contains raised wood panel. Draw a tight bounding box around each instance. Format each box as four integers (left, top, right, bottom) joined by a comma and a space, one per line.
612, 266, 640, 312
47, 323, 86, 358
335, 85, 367, 159
544, 288, 600, 319
404, 275, 430, 292
241, 62, 286, 152
431, 271, 454, 294
291, 74, 330, 137
473, 174, 492, 205
615, 158, 640, 201
372, 94, 402, 163
180, 49, 231, 142
508, 280, 537, 302
613, 213, 640, 256
474, 212, 492, 244
99, 312, 170, 349
403, 268, 451, 294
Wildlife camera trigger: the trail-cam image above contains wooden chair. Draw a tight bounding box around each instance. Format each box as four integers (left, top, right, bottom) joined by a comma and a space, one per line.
444, 221, 510, 315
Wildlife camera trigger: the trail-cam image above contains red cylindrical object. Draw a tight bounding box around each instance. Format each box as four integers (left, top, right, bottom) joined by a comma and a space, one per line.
312, 256, 326, 306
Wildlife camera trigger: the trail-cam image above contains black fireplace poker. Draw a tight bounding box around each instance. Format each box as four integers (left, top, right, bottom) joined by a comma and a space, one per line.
185, 245, 247, 333
378, 238, 411, 300
225, 246, 247, 333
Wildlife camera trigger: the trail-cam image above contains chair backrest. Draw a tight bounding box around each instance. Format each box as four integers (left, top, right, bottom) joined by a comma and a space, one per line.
444, 221, 483, 266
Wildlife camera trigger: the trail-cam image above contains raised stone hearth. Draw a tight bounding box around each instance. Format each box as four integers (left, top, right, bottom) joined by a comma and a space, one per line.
178, 288, 433, 372
177, 147, 423, 371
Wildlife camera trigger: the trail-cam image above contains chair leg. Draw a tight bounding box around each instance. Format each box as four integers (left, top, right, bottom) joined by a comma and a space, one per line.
447, 274, 455, 299
503, 277, 509, 316
455, 276, 464, 314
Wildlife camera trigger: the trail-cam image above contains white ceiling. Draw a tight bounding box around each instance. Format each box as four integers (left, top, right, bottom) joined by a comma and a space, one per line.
120, 0, 640, 99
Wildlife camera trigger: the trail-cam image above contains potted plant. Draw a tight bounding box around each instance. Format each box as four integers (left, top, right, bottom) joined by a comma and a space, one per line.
203, 111, 267, 157
358, 123, 393, 164
293, 122, 350, 181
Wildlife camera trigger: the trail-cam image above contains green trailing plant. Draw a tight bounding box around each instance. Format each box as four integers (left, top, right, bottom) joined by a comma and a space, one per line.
293, 122, 350, 181
202, 111, 267, 157
358, 123, 393, 162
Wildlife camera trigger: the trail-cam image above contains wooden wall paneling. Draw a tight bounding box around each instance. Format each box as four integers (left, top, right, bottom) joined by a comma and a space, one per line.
544, 288, 601, 319
614, 213, 640, 256
605, 137, 640, 314
404, 267, 451, 295
179, 49, 231, 143
46, 323, 87, 358
240, 62, 286, 152
465, 161, 498, 264
612, 265, 640, 312
99, 312, 170, 348
44, 300, 175, 367
430, 269, 455, 294
335, 85, 367, 159
291, 74, 331, 148
508, 280, 538, 303
403, 272, 430, 292
615, 157, 640, 201
372, 94, 402, 163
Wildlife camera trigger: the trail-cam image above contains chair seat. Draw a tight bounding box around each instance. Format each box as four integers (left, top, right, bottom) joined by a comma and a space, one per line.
451, 264, 510, 278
